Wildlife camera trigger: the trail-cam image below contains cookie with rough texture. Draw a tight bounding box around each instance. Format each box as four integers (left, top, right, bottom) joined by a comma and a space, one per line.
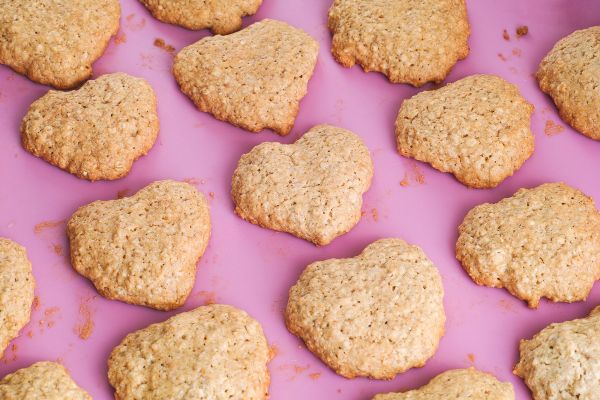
396, 74, 534, 188
232, 124, 373, 245
67, 180, 210, 310
0, 0, 120, 89
173, 19, 319, 135
457, 183, 600, 308
139, 0, 263, 34
328, 0, 470, 86
0, 361, 91, 400
514, 306, 600, 400
285, 238, 445, 379
0, 238, 34, 358
537, 27, 600, 141
108, 304, 270, 400
373, 368, 514, 399
21, 73, 159, 181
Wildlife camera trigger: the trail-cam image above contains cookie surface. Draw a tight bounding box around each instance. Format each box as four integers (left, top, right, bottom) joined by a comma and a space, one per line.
456, 183, 600, 308
328, 0, 470, 86
108, 304, 270, 400
232, 124, 373, 245
396, 74, 534, 188
285, 238, 445, 379
0, 238, 34, 358
0, 0, 120, 89
173, 19, 319, 135
0, 361, 90, 400
514, 306, 600, 400
21, 73, 159, 181
67, 180, 210, 310
139, 0, 263, 34
373, 368, 514, 399
537, 26, 600, 140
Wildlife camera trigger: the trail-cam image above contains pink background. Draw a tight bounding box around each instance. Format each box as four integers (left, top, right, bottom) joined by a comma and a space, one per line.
1, 1, 599, 399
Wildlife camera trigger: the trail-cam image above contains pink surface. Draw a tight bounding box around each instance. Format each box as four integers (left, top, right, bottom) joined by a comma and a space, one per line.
1, 0, 599, 399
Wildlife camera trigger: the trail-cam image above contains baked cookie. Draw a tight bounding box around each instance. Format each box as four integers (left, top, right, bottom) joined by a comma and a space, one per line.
537, 27, 600, 141
232, 124, 373, 245
21, 73, 159, 181
139, 0, 263, 34
514, 306, 600, 400
0, 0, 120, 89
457, 183, 600, 308
285, 238, 445, 379
67, 180, 210, 310
396, 74, 534, 188
0, 361, 90, 400
108, 304, 270, 400
0, 238, 34, 358
373, 368, 514, 399
328, 0, 470, 86
173, 19, 319, 135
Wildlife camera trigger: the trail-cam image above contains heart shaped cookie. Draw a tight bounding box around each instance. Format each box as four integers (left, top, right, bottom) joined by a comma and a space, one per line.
231, 124, 373, 245
21, 73, 159, 181
285, 238, 445, 379
0, 0, 120, 89
67, 180, 210, 310
173, 19, 319, 135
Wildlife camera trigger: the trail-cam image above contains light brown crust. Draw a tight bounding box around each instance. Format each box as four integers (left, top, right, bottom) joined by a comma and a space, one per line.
0, 0, 120, 89
67, 180, 211, 311
231, 124, 373, 245
328, 0, 470, 86
456, 183, 600, 308
285, 238, 445, 379
21, 73, 160, 181
396, 74, 534, 189
138, 0, 263, 34
173, 19, 319, 135
537, 26, 600, 141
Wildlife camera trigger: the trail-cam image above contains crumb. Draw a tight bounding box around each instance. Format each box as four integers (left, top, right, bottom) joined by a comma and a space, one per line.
371, 208, 379, 222
52, 243, 63, 256
293, 364, 309, 374
409, 161, 426, 184
44, 306, 59, 317
308, 372, 321, 380
400, 172, 410, 187
467, 353, 476, 363
516, 25, 528, 37
269, 344, 280, 360
154, 38, 176, 54
544, 120, 564, 136
75, 296, 96, 340
360, 210, 367, 218
26, 330, 33, 338
182, 178, 202, 186
193, 290, 217, 305
114, 30, 127, 45
2, 344, 18, 363
512, 48, 522, 57
209, 192, 215, 198
32, 296, 40, 311
34, 220, 64, 234
116, 189, 130, 199
503, 29, 510, 41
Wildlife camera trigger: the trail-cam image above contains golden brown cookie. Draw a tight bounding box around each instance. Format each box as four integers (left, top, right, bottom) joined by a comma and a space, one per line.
328, 0, 470, 86
0, 361, 91, 400
396, 74, 534, 188
537, 26, 600, 141
139, 0, 263, 34
0, 238, 34, 359
67, 180, 210, 310
456, 183, 600, 308
232, 124, 373, 245
21, 73, 159, 181
285, 238, 445, 379
173, 19, 319, 135
514, 306, 600, 400
108, 304, 270, 400
0, 0, 120, 89
373, 368, 514, 399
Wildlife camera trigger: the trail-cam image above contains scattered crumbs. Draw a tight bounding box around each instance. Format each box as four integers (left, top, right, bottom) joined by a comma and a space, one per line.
44, 306, 59, 317
125, 14, 146, 31
467, 353, 476, 363
544, 120, 564, 137
516, 25, 529, 37
116, 189, 130, 199
209, 192, 215, 199
498, 53, 507, 62
269, 344, 280, 360
32, 296, 40, 311
34, 220, 64, 234
183, 177, 203, 186
154, 38, 176, 54
294, 364, 309, 374
400, 172, 410, 187
308, 372, 321, 380
52, 243, 63, 256
512, 48, 522, 57
360, 210, 367, 218
409, 161, 426, 184
26, 330, 33, 339
2, 343, 17, 363
499, 299, 516, 312
502, 29, 510, 41
194, 290, 217, 305
75, 296, 96, 340
371, 208, 379, 222
541, 106, 552, 115
114, 30, 127, 45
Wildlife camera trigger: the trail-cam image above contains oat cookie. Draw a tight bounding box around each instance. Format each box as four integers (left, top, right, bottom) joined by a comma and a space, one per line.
396, 74, 534, 188
514, 306, 600, 400
173, 19, 319, 135
232, 124, 373, 245
67, 180, 210, 310
108, 304, 270, 400
21, 73, 159, 181
0, 0, 120, 89
0, 361, 90, 400
0, 238, 34, 359
328, 0, 470, 86
139, 0, 263, 34
373, 368, 514, 399
457, 183, 600, 308
537, 27, 600, 141
285, 238, 445, 379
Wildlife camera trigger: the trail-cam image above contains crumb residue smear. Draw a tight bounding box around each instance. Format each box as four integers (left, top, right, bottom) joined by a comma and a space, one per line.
183, 177, 205, 186
116, 189, 130, 199
52, 243, 63, 256
467, 353, 476, 363
512, 48, 522, 57
154, 38, 176, 54
400, 172, 410, 187
371, 208, 379, 222
114, 30, 127, 45
2, 343, 18, 364
409, 161, 426, 184
498, 53, 507, 62
194, 290, 217, 305
516, 25, 529, 37
308, 372, 321, 380
34, 220, 64, 234
269, 344, 280, 360
75, 296, 96, 340
544, 120, 564, 136
125, 14, 146, 31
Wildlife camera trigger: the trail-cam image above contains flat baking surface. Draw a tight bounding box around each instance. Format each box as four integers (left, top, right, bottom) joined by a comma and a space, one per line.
0, 1, 599, 399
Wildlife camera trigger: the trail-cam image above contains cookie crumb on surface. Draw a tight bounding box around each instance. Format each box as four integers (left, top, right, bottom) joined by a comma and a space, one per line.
516, 25, 528, 37
503, 29, 510, 40
154, 38, 175, 54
